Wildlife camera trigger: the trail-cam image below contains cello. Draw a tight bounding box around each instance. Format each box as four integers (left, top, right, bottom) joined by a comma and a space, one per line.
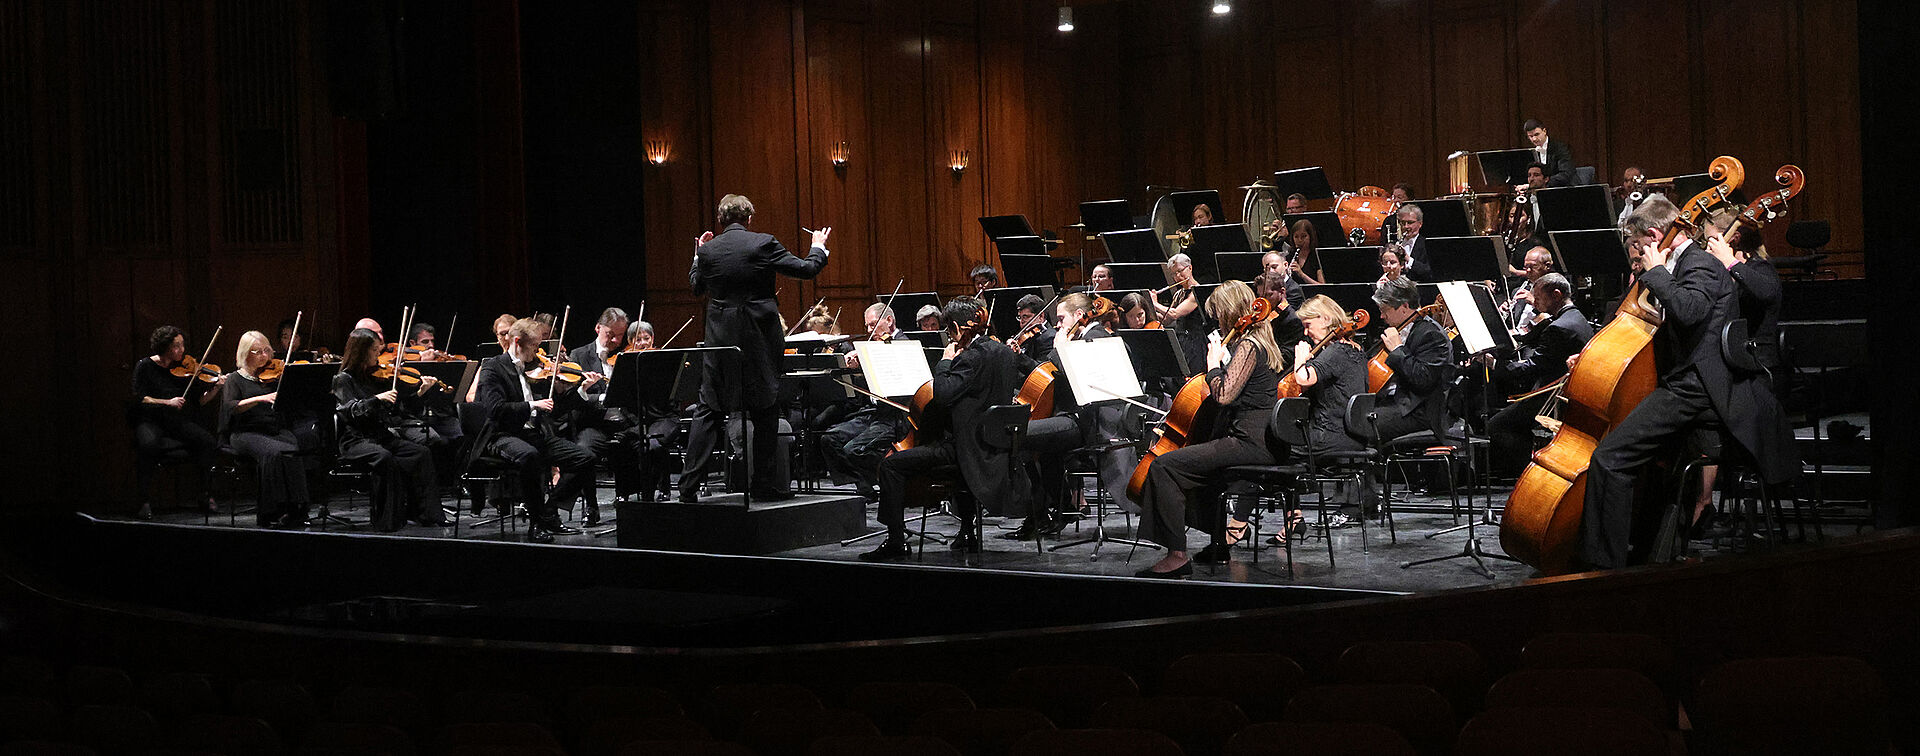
892, 306, 991, 453
1499, 156, 1745, 575
1126, 295, 1275, 500
1013, 296, 1117, 420
1279, 309, 1371, 399
1363, 303, 1445, 393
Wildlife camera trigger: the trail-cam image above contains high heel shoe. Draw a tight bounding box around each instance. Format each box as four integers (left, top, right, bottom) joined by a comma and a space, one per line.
1224, 518, 1250, 546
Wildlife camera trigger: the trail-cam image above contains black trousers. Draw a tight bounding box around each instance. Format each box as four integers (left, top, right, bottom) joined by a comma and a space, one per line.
1488, 391, 1553, 478
1582, 368, 1719, 569
490, 426, 595, 524
1137, 434, 1274, 551
1023, 414, 1084, 520
340, 433, 439, 531
682, 400, 780, 497
230, 429, 310, 525
876, 442, 971, 533
822, 408, 905, 496
133, 415, 217, 503
573, 418, 641, 500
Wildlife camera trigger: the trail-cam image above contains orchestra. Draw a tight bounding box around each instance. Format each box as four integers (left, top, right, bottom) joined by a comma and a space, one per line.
123, 150, 1809, 580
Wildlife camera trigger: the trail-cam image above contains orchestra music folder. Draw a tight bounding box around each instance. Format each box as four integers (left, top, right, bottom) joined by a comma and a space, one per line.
1079, 199, 1134, 236
1116, 328, 1191, 382
1317, 246, 1383, 284
1547, 228, 1632, 279
1272, 167, 1336, 200
1281, 211, 1348, 248
978, 214, 1035, 241
1056, 338, 1147, 407
998, 253, 1064, 289
852, 340, 934, 398
1100, 228, 1167, 263
1214, 251, 1265, 282
1532, 184, 1615, 232
1437, 280, 1515, 356
1475, 148, 1537, 187
1424, 236, 1509, 284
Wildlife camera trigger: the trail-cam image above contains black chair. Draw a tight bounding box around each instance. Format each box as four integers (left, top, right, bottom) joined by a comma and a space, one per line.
1051, 406, 1158, 560
1217, 397, 1322, 575
318, 413, 372, 530
455, 401, 521, 536
1774, 220, 1833, 280
978, 404, 1035, 555
1353, 387, 1477, 547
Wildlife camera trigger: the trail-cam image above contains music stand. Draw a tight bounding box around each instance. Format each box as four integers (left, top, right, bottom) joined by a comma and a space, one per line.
1437, 281, 1515, 356
978, 214, 1035, 241
895, 330, 948, 351
1116, 328, 1192, 381
1079, 200, 1134, 236
412, 360, 475, 398
1169, 190, 1225, 227
1548, 228, 1631, 284
1302, 283, 1384, 338
1282, 211, 1347, 248
1408, 198, 1474, 238
994, 235, 1050, 257
921, 346, 944, 369
1183, 223, 1246, 284
275, 362, 337, 419
1416, 282, 1443, 308
1669, 172, 1714, 206
981, 285, 1054, 337
1214, 251, 1265, 281
1317, 246, 1383, 284
1533, 185, 1615, 232
999, 253, 1064, 289
1272, 167, 1336, 200
1475, 148, 1537, 187
883, 292, 942, 324
1100, 228, 1167, 263
471, 342, 505, 359
1425, 236, 1510, 284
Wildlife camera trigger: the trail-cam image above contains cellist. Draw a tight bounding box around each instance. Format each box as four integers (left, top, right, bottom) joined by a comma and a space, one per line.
1578, 195, 1796, 570
1014, 293, 1120, 540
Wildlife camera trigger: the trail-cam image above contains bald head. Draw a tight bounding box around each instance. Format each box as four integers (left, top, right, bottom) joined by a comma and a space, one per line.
353, 318, 384, 343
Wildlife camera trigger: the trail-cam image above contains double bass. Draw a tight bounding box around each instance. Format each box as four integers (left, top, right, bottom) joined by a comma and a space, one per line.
1498, 156, 1745, 575
1126, 296, 1275, 500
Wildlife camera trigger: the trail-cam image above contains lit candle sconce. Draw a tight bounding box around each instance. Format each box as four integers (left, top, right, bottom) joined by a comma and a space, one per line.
829, 140, 850, 169
948, 149, 970, 176
645, 139, 671, 165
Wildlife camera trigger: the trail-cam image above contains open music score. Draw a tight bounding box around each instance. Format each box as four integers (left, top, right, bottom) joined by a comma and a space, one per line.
853, 340, 934, 398
1056, 339, 1145, 406
1437, 280, 1513, 356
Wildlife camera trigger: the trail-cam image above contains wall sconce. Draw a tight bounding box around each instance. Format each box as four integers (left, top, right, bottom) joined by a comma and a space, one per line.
645, 139, 671, 165
948, 149, 970, 176
1057, 6, 1074, 31
829, 140, 850, 168
1211, 1, 1232, 14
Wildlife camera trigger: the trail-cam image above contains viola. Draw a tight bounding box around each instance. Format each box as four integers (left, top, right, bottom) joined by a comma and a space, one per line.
1127, 296, 1275, 500
1069, 297, 1121, 340
1279, 309, 1371, 399
1499, 156, 1745, 576
1365, 303, 1446, 393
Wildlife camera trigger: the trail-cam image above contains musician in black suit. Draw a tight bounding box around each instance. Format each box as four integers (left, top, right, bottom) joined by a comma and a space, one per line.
475, 317, 598, 542
821, 303, 908, 501
563, 307, 641, 526
1371, 277, 1455, 442
680, 194, 831, 502
1520, 118, 1575, 189
1578, 196, 1798, 569
861, 297, 1030, 561
1011, 293, 1118, 539
1259, 252, 1306, 310
1485, 274, 1594, 477
1395, 205, 1435, 283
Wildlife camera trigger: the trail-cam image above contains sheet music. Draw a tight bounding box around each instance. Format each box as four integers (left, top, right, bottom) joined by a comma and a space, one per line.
855, 341, 934, 398
1057, 339, 1144, 404
1439, 280, 1507, 355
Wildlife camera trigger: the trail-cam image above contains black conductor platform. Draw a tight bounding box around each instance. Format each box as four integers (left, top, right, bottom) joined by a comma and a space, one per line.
618, 492, 869, 555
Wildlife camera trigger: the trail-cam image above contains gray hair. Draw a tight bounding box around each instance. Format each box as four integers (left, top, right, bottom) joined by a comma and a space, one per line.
1372, 275, 1419, 311
915, 304, 942, 321
1535, 272, 1572, 299
597, 307, 630, 328
1396, 204, 1424, 221
717, 194, 755, 225
864, 302, 896, 323
1621, 193, 1680, 239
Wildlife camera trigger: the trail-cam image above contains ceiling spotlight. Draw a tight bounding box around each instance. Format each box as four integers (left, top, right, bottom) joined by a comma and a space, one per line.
1212, 1, 1231, 14
1057, 6, 1074, 31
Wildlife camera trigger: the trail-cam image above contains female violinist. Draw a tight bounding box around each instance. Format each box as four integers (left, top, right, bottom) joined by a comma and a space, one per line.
1119, 292, 1151, 330
1240, 295, 1371, 543
129, 326, 224, 518
1135, 281, 1285, 578
625, 319, 656, 351
333, 328, 445, 530
221, 330, 314, 527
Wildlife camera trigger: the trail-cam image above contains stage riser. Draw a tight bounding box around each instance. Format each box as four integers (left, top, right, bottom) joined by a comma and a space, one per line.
616, 495, 868, 554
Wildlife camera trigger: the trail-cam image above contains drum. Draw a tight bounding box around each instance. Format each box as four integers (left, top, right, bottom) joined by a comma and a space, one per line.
1334, 192, 1399, 246
1241, 187, 1283, 252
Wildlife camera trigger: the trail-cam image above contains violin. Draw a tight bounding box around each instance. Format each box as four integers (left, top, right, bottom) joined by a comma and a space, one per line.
1069, 297, 1121, 340
169, 355, 224, 384
1280, 309, 1371, 399
257, 358, 285, 383
1365, 303, 1446, 393
373, 362, 451, 393
527, 349, 589, 385
1127, 296, 1275, 500
1500, 156, 1745, 576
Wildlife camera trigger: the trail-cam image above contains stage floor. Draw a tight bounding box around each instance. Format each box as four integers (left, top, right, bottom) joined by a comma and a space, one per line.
110, 480, 1818, 594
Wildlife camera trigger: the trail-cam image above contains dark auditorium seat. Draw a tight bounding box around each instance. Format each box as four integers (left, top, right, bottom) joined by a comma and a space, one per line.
1007, 728, 1183, 756
232, 680, 321, 741
842, 681, 975, 736
804, 734, 963, 756
1453, 707, 1669, 756
1159, 653, 1307, 724
999, 665, 1139, 729
738, 707, 880, 756
140, 672, 223, 723
173, 713, 284, 756
1282, 684, 1454, 756
328, 686, 427, 732
908, 707, 1055, 756
1692, 656, 1891, 755
0, 695, 63, 743
701, 683, 824, 737
577, 715, 709, 756
299, 720, 419, 756
61, 666, 134, 708
1225, 721, 1416, 756
1485, 668, 1672, 730
66, 704, 161, 754
441, 689, 549, 727
563, 685, 682, 735
431, 722, 564, 755
1332, 640, 1488, 715
612, 741, 752, 756
1091, 696, 1249, 756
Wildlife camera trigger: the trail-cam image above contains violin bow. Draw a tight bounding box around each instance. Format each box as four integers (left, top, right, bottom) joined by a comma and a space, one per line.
550, 304, 571, 400
788, 296, 827, 336
442, 313, 457, 358
660, 315, 696, 350
286, 311, 303, 361
180, 325, 223, 399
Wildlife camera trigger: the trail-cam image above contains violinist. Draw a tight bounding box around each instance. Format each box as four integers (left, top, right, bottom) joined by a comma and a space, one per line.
915, 304, 945, 334
1118, 292, 1151, 329
860, 297, 1030, 561
1014, 293, 1119, 540
822, 303, 909, 502
1260, 251, 1305, 309
1008, 294, 1055, 362
1252, 271, 1307, 350
1578, 195, 1796, 569
1484, 274, 1592, 478
616, 318, 678, 502
404, 321, 465, 466
564, 307, 641, 524
969, 263, 1000, 295
468, 314, 520, 405
625, 319, 655, 350
1135, 282, 1285, 578
476, 317, 597, 541
129, 326, 224, 518
222, 330, 314, 527
333, 328, 446, 530
1242, 294, 1370, 536
405, 322, 449, 362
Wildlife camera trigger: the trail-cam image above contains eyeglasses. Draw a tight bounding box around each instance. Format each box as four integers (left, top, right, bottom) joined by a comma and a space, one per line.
247, 348, 272, 355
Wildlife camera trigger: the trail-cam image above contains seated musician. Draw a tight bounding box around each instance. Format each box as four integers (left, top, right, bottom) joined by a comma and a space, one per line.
1616, 166, 1645, 225
1503, 246, 1556, 329
1260, 251, 1306, 309
1379, 183, 1416, 240
221, 330, 314, 528
1010, 293, 1055, 362
1501, 201, 1545, 279
333, 328, 446, 530
1119, 292, 1151, 329
405, 321, 448, 361
1577, 195, 1797, 569
129, 326, 223, 519
1395, 205, 1434, 283
1370, 276, 1456, 443
1484, 274, 1592, 478
970, 263, 1000, 295
1287, 219, 1326, 285
1135, 282, 1285, 578
861, 297, 1030, 561
352, 317, 385, 343
475, 317, 598, 543
1378, 245, 1408, 285
404, 320, 465, 475
468, 314, 520, 404
564, 307, 641, 525
1088, 264, 1115, 292
1283, 193, 1307, 217
915, 304, 944, 334
1015, 293, 1122, 539
1244, 294, 1370, 536
616, 319, 678, 502
823, 304, 909, 502
1525, 162, 1550, 190
1156, 253, 1208, 377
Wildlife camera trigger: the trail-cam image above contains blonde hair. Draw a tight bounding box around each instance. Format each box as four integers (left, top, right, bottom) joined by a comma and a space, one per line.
1057, 292, 1093, 316
235, 330, 271, 369
1204, 280, 1284, 372
1296, 294, 1353, 334
508, 317, 544, 345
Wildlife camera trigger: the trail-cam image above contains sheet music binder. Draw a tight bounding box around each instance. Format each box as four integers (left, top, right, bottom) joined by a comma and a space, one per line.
1271, 167, 1336, 200
1475, 148, 1537, 187
1100, 228, 1167, 263
1533, 184, 1615, 232
1079, 200, 1134, 236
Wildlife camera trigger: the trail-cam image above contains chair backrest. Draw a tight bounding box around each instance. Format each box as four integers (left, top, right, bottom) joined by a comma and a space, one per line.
1283, 684, 1454, 756
976, 404, 1032, 454
1343, 392, 1379, 448
1162, 653, 1307, 724
1334, 640, 1488, 715
908, 707, 1055, 756
1692, 656, 1890, 755
1266, 397, 1311, 450
1486, 668, 1670, 729
1091, 696, 1250, 756
1455, 707, 1669, 756
739, 708, 880, 756
843, 681, 975, 736
1008, 728, 1183, 756
578, 715, 709, 756
1573, 166, 1597, 186
1001, 665, 1140, 729
1227, 721, 1416, 756
1785, 219, 1830, 250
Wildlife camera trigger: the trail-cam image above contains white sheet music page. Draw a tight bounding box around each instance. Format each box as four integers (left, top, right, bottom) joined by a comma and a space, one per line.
855, 341, 934, 398
1057, 338, 1144, 405
1439, 280, 1498, 354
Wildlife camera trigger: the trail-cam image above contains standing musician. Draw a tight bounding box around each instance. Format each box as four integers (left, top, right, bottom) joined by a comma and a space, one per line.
222, 330, 314, 528
333, 328, 447, 530
129, 325, 224, 519
1484, 274, 1592, 478
860, 297, 1029, 561
565, 307, 640, 525
1371, 276, 1457, 442
1519, 118, 1575, 189
1260, 251, 1306, 309
681, 194, 831, 502
475, 317, 597, 541
1155, 253, 1209, 378
1135, 282, 1285, 578
1395, 205, 1434, 283
1576, 195, 1797, 569
822, 303, 909, 502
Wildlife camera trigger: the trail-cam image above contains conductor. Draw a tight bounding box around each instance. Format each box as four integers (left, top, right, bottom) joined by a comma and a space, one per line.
680, 194, 831, 502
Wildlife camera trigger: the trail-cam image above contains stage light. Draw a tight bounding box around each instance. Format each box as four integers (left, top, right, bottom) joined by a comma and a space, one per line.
645, 139, 671, 165
1212, 1, 1231, 14
948, 149, 969, 175
1057, 6, 1074, 31
829, 140, 850, 168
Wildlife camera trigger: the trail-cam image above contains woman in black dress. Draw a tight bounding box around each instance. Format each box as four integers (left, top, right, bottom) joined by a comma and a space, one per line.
129, 326, 224, 518
332, 328, 445, 530
1135, 281, 1285, 578
221, 330, 313, 527
1279, 295, 1368, 535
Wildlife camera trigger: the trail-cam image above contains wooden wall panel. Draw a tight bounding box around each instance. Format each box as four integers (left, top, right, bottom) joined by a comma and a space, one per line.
860, 2, 931, 305
639, 0, 710, 339
1432, 5, 1511, 197
1603, 0, 1696, 182
1796, 0, 1863, 265
1342, 1, 1432, 192
1516, 0, 1601, 177
802, 18, 874, 297
1271, 32, 1344, 200
928, 22, 986, 295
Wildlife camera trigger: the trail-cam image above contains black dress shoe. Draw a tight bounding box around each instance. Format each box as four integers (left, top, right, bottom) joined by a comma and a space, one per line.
134, 502, 153, 521
1134, 560, 1193, 579
678, 490, 699, 504
527, 528, 554, 544
949, 532, 982, 553
542, 521, 582, 535
1000, 518, 1053, 540
858, 535, 911, 562
470, 496, 486, 516
1193, 542, 1231, 564
583, 513, 601, 527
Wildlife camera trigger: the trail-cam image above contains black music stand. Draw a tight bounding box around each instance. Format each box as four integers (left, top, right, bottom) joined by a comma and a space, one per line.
999, 253, 1066, 290
1669, 172, 1714, 206
1100, 228, 1167, 263
1533, 185, 1615, 232
1475, 148, 1536, 187
1282, 211, 1347, 248
895, 330, 947, 351
978, 214, 1035, 241
1318, 246, 1383, 284
1096, 288, 1149, 313
1547, 229, 1630, 280
1302, 283, 1384, 338
275, 362, 337, 419
994, 235, 1050, 257
1417, 282, 1442, 308
1215, 251, 1265, 281
471, 342, 506, 359
921, 346, 944, 369
1117, 328, 1192, 382
883, 292, 942, 324
982, 285, 1055, 337
1426, 236, 1509, 284
1408, 199, 1474, 238
410, 360, 474, 395
1184, 223, 1247, 284
1079, 200, 1134, 236
1272, 167, 1336, 200
1169, 190, 1225, 227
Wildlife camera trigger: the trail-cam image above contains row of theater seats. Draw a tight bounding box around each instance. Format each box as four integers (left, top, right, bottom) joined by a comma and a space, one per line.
0, 633, 1894, 756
